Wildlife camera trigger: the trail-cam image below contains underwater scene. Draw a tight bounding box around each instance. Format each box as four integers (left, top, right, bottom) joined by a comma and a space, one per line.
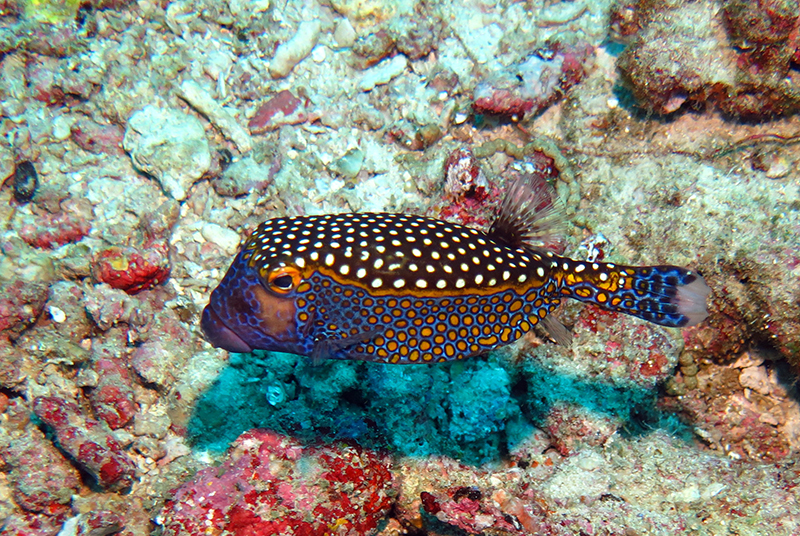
1, 0, 799, 534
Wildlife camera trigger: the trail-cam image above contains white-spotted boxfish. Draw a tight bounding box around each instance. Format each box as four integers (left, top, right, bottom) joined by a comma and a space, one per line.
202, 173, 710, 363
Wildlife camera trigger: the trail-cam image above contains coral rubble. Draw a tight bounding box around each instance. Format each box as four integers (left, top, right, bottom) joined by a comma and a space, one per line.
615, 0, 800, 118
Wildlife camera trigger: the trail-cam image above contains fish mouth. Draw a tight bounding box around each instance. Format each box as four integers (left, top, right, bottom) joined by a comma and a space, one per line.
201, 304, 253, 353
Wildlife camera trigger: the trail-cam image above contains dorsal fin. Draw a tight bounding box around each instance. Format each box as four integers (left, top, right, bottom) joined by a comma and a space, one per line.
487, 172, 566, 250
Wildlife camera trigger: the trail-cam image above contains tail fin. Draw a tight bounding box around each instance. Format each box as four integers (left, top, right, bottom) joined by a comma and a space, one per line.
556, 259, 711, 327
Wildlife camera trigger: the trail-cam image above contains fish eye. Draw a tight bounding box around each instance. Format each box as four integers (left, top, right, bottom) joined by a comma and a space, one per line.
266, 266, 302, 294
272, 275, 293, 289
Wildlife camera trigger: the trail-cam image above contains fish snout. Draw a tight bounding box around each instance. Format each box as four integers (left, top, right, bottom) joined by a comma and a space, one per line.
201, 303, 253, 353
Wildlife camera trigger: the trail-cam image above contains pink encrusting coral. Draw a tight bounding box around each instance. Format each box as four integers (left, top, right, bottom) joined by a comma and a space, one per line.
248, 89, 314, 133
436, 147, 500, 229
0, 279, 49, 338
92, 241, 171, 294
17, 208, 91, 249
159, 429, 394, 536
89, 357, 138, 430
33, 396, 137, 491
443, 147, 489, 200
0, 398, 81, 517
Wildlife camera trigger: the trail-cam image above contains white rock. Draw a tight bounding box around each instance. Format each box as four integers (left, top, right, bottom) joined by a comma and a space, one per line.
333, 17, 356, 48
702, 482, 726, 499
57, 515, 80, 536
269, 19, 321, 79
667, 484, 701, 503
358, 55, 408, 92
311, 45, 327, 63
575, 450, 603, 471
228, 0, 270, 19
178, 80, 253, 153
124, 106, 211, 201
49, 305, 66, 323
739, 366, 771, 396
0, 143, 14, 181
731, 351, 764, 369
51, 115, 75, 141
201, 222, 241, 255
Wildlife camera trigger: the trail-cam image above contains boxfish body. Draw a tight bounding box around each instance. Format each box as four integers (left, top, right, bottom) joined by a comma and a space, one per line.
202, 174, 710, 363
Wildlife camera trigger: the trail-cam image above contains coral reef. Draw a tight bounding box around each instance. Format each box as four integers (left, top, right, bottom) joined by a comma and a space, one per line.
0, 0, 797, 533
615, 0, 800, 118
158, 429, 393, 536
247, 89, 313, 133
33, 396, 137, 491
390, 431, 800, 535
473, 41, 594, 120
92, 242, 171, 294
123, 106, 212, 201
443, 146, 489, 200
0, 399, 80, 516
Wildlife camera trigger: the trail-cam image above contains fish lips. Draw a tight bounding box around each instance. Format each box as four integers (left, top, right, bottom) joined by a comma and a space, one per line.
201, 303, 254, 353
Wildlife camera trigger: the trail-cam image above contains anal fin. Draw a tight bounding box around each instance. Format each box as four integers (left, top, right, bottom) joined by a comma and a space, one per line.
541, 314, 572, 345
311, 328, 381, 364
